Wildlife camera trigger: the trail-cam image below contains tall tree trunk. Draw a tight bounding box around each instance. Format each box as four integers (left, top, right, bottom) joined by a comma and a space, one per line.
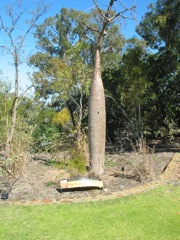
1, 1, 48, 159
88, 45, 106, 176
85, 0, 135, 176
5, 98, 18, 158
5, 58, 19, 158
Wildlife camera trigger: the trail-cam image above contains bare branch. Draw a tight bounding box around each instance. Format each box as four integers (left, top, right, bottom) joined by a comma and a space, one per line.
81, 20, 100, 33
9, 12, 23, 33
109, 5, 136, 22
82, 5, 96, 13
84, 34, 96, 45
17, 84, 34, 108
17, 5, 49, 54
0, 16, 17, 55
105, 94, 135, 129
92, 0, 104, 16
92, 0, 136, 24
0, 0, 49, 158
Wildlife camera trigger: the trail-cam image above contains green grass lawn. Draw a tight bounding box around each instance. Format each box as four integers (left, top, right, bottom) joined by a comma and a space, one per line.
0, 184, 179, 240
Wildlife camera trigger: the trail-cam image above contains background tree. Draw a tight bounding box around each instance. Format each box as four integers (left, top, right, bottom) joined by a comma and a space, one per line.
0, 0, 48, 158
0, 78, 37, 175
0, 79, 12, 146
29, 8, 92, 130
29, 5, 126, 174
136, 0, 180, 137
103, 38, 150, 151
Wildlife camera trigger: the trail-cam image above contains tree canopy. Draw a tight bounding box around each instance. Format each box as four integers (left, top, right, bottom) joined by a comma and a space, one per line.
136, 0, 179, 136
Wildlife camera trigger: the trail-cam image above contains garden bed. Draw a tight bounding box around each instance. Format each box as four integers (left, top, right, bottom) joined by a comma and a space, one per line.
0, 149, 176, 201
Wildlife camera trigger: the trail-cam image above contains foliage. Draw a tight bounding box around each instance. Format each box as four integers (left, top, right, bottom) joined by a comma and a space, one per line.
52, 108, 71, 127
29, 7, 93, 104
29, 7, 126, 150
136, 0, 179, 52
102, 0, 180, 146
66, 149, 87, 177
0, 82, 35, 154
42, 146, 87, 178
0, 81, 13, 144
1, 0, 179, 163
26, 8, 100, 169
3, 96, 36, 171
103, 38, 151, 150
136, 0, 180, 137
0, 0, 48, 159
32, 110, 61, 152
0, 116, 33, 176
142, 52, 179, 138
0, 83, 39, 174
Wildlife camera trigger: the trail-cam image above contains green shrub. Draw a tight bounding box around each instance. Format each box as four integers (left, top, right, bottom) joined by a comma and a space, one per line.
67, 150, 87, 177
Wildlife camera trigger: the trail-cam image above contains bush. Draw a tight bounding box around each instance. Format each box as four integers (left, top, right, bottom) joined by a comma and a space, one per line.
67, 149, 87, 177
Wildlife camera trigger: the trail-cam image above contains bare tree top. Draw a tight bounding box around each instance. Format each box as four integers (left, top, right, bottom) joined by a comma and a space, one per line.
82, 0, 136, 42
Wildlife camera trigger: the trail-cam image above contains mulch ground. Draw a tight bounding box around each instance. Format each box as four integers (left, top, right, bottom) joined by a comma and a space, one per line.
0, 149, 179, 205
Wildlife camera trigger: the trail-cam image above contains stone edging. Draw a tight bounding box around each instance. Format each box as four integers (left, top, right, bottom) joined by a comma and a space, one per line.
0, 153, 179, 206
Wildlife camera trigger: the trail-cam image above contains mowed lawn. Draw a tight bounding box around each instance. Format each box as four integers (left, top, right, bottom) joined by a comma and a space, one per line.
0, 185, 179, 240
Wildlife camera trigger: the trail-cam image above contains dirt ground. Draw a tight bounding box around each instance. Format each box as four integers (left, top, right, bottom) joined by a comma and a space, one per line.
0, 139, 180, 201
0, 138, 179, 201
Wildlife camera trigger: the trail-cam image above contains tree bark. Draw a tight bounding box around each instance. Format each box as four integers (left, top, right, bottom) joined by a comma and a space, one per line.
5, 98, 18, 158
88, 45, 106, 176
86, 0, 135, 176
5, 57, 19, 158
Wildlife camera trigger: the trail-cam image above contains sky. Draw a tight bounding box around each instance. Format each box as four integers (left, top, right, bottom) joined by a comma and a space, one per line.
0, 0, 157, 92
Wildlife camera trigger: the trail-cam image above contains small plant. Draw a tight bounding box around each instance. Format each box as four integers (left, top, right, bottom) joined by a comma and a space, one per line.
45, 160, 65, 169
0, 121, 32, 178
67, 149, 87, 178
44, 148, 87, 178
125, 152, 155, 182
63, 130, 89, 177
105, 156, 119, 167
46, 181, 55, 187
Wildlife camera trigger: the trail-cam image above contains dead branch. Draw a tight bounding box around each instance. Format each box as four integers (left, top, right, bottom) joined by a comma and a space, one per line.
16, 84, 34, 108
94, 0, 136, 23
81, 21, 100, 33
82, 0, 136, 42
0, 161, 14, 177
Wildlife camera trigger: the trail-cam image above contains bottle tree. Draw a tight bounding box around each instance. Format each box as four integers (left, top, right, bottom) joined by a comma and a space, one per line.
86, 0, 135, 176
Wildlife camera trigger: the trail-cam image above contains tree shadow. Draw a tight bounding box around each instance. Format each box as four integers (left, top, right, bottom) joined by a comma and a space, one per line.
56, 186, 102, 193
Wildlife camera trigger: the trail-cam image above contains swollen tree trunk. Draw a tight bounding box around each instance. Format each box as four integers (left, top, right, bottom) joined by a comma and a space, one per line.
86, 0, 135, 176
89, 45, 106, 176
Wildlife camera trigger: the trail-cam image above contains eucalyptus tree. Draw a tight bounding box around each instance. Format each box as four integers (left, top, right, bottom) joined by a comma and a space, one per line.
29, 5, 126, 174
120, 38, 150, 150
136, 0, 179, 52
136, 0, 180, 137
103, 38, 150, 151
0, 0, 48, 158
29, 43, 92, 138
29, 8, 93, 129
